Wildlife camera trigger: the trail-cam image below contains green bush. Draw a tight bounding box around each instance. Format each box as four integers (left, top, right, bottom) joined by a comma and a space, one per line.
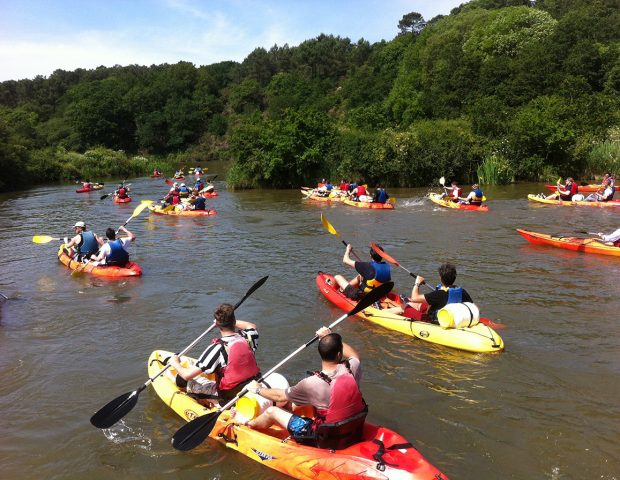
477, 153, 514, 185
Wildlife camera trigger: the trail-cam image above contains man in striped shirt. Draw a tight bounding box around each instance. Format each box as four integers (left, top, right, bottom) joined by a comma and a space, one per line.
169, 303, 260, 404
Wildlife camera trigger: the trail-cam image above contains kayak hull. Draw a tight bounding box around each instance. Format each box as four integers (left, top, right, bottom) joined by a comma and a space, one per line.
428, 193, 488, 212
343, 199, 394, 209
57, 245, 142, 277
316, 273, 503, 353
113, 195, 132, 203
148, 350, 448, 480
149, 205, 218, 216
517, 229, 620, 257
527, 194, 620, 207
300, 189, 345, 202
76, 184, 103, 193
200, 192, 219, 198
545, 184, 620, 193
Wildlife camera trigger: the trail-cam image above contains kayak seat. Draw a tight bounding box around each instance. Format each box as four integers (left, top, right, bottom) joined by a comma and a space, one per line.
294, 406, 368, 451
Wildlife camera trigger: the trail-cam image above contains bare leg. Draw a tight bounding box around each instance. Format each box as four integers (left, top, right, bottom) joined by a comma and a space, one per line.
247, 406, 293, 430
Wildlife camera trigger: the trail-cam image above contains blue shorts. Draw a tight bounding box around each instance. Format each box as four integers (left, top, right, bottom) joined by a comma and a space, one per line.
287, 415, 313, 435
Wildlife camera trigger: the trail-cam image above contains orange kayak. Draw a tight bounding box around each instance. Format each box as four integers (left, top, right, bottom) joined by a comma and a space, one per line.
57, 245, 142, 277
343, 198, 394, 209
148, 350, 448, 480
113, 195, 132, 203
200, 191, 219, 198
149, 205, 217, 216
517, 229, 620, 257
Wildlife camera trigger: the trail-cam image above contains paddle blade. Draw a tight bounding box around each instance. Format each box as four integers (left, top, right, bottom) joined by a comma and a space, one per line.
439, 176, 445, 186
388, 197, 396, 205
369, 242, 400, 267
320, 213, 340, 238
90, 390, 140, 429
129, 201, 153, 219
164, 178, 173, 186
32, 235, 59, 244
349, 282, 394, 316
172, 411, 220, 451
100, 193, 110, 200
233, 276, 269, 310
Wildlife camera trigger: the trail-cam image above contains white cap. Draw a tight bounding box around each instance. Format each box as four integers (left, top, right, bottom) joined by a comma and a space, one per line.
74, 221, 85, 228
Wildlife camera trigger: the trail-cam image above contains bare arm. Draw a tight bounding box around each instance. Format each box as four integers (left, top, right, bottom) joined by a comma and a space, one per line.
409, 275, 428, 304
119, 226, 135, 241
235, 319, 257, 330
65, 234, 81, 249
169, 356, 203, 381
342, 244, 356, 268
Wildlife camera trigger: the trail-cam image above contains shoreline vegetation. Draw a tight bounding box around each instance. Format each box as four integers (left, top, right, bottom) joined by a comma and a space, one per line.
1, 0, 619, 193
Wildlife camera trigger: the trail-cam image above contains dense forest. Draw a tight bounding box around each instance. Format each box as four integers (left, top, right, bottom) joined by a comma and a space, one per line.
1, 0, 619, 192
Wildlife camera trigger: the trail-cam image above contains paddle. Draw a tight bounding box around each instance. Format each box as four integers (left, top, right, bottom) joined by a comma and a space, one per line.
320, 213, 362, 261
72, 200, 153, 276
369, 243, 506, 329
171, 282, 393, 451
32, 235, 61, 244
90, 276, 269, 429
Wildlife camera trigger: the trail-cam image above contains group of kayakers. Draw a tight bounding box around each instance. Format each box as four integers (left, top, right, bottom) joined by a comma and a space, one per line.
63, 220, 135, 267
441, 181, 484, 205
538, 173, 615, 202
313, 179, 390, 204
163, 179, 215, 211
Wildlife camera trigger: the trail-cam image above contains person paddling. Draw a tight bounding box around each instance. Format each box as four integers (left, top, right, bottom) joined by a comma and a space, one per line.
90, 226, 135, 267
331, 244, 391, 300
441, 181, 461, 202
544, 177, 578, 200
243, 328, 366, 450
585, 178, 614, 202
372, 187, 389, 204
595, 227, 620, 246
169, 304, 260, 405
459, 184, 484, 205
384, 263, 473, 324
115, 183, 129, 199
64, 221, 103, 262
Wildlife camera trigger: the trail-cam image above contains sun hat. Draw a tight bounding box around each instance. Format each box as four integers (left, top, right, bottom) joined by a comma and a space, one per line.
74, 221, 85, 228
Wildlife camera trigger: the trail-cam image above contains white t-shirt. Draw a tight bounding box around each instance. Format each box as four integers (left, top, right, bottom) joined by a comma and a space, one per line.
99, 238, 132, 260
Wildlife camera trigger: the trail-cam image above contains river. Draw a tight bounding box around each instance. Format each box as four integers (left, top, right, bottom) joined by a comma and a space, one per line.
0, 177, 618, 479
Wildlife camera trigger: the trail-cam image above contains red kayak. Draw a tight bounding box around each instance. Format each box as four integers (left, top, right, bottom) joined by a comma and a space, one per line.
517, 229, 620, 257
113, 195, 132, 204
545, 184, 620, 193
76, 184, 104, 193
150, 174, 162, 178
201, 191, 219, 198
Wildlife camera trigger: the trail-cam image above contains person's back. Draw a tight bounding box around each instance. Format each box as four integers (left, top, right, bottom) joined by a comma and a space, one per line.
193, 196, 206, 210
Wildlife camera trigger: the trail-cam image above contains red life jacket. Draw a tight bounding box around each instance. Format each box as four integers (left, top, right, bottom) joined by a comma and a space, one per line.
214, 335, 260, 392
450, 187, 462, 201
314, 365, 365, 424
171, 195, 180, 205
356, 185, 367, 197
118, 187, 127, 197
613, 239, 620, 247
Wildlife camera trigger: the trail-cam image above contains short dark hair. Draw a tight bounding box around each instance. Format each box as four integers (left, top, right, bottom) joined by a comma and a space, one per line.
214, 303, 236, 330
105, 228, 116, 240
318, 333, 343, 361
369, 244, 383, 262
438, 263, 457, 286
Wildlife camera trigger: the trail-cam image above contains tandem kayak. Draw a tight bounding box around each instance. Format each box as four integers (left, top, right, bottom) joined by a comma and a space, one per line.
148, 349, 448, 480
200, 191, 219, 198
545, 184, 620, 193
517, 229, 620, 257
300, 189, 345, 202
76, 184, 104, 193
57, 245, 142, 277
316, 273, 503, 353
113, 195, 132, 203
343, 199, 394, 209
527, 194, 620, 207
428, 193, 489, 212
149, 205, 218, 216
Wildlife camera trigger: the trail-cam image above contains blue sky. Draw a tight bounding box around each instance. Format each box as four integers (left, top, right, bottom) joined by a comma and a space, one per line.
0, 0, 467, 81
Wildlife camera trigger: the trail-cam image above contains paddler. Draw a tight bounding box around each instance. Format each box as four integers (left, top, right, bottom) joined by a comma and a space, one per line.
384, 263, 473, 323
244, 328, 366, 450
585, 178, 614, 202
441, 181, 461, 202
459, 183, 484, 205
595, 227, 620, 246
169, 304, 260, 405
115, 183, 129, 199
195, 178, 204, 192
372, 187, 389, 204
331, 244, 391, 300
544, 177, 578, 200
90, 226, 135, 267
64, 221, 103, 262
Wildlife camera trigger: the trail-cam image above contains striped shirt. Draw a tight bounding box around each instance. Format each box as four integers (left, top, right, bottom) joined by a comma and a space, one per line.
195, 328, 259, 374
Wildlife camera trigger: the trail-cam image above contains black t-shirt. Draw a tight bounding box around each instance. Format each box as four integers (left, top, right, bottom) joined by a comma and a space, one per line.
354, 261, 375, 280
424, 288, 473, 313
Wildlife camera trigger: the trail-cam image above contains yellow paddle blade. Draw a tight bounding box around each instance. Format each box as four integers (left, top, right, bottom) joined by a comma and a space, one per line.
32, 235, 59, 244
556, 177, 562, 185
388, 197, 396, 204
320, 213, 340, 237
129, 200, 153, 219
481, 196, 487, 201
439, 176, 445, 186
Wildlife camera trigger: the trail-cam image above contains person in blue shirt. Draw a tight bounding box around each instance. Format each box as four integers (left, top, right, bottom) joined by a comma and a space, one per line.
373, 187, 389, 204
331, 244, 391, 300
64, 221, 103, 262
460, 184, 484, 205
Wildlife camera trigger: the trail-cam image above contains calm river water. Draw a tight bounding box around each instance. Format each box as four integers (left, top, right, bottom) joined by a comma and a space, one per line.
0, 177, 618, 480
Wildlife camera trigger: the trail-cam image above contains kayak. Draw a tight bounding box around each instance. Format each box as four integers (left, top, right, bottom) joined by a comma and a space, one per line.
517, 229, 620, 257
343, 199, 395, 209
428, 193, 489, 212
113, 195, 132, 203
57, 245, 142, 277
174, 176, 185, 181
300, 188, 345, 202
149, 205, 218, 216
200, 191, 219, 198
316, 273, 503, 353
527, 194, 620, 208
148, 349, 448, 480
150, 174, 162, 178
76, 184, 104, 193
545, 184, 620, 193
